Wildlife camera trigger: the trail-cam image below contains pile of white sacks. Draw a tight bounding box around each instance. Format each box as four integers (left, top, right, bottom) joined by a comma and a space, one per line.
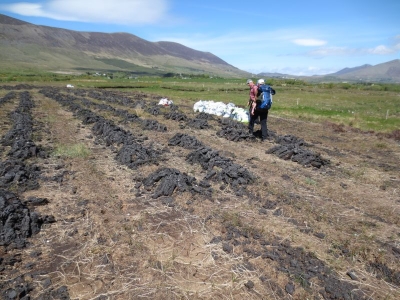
193, 100, 249, 123
158, 98, 173, 106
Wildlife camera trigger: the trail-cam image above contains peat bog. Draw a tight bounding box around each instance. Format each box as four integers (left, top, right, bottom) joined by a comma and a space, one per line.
0, 84, 399, 299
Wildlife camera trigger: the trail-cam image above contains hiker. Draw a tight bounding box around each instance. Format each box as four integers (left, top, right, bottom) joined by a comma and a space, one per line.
248, 78, 271, 141
246, 79, 258, 132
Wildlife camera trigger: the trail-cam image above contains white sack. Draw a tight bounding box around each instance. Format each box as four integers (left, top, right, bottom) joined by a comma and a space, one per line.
193, 100, 249, 122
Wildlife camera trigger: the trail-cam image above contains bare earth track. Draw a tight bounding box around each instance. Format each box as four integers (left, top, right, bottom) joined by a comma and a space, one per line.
0, 84, 399, 299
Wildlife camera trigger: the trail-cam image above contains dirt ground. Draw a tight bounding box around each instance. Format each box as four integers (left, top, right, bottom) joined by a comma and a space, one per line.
0, 85, 399, 300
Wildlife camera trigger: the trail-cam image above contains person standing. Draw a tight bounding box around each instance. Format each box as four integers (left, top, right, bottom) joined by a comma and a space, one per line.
249, 79, 272, 141
246, 79, 259, 134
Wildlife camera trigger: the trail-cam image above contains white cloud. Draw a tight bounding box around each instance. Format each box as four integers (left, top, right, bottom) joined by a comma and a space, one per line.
0, 3, 53, 18
0, 0, 169, 25
308, 47, 351, 56
307, 43, 399, 57
292, 39, 327, 46
367, 45, 393, 55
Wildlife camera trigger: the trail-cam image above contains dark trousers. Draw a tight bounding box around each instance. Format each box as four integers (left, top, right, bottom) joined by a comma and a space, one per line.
248, 109, 269, 139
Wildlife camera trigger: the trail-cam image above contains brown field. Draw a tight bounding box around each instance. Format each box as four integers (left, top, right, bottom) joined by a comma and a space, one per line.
0, 85, 399, 300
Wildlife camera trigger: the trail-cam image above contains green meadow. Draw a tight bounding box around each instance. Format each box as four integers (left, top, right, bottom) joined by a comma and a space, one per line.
1, 71, 399, 133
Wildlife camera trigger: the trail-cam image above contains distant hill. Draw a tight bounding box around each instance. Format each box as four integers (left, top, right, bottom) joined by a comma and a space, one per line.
0, 14, 249, 77
329, 60, 400, 83
257, 72, 296, 79
257, 60, 400, 83
332, 64, 372, 76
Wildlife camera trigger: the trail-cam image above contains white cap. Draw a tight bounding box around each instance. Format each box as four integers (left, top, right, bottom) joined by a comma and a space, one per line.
257, 79, 265, 85
246, 79, 253, 84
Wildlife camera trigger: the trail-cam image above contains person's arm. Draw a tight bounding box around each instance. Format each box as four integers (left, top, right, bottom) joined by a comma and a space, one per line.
253, 86, 258, 100
257, 86, 262, 97
248, 85, 255, 106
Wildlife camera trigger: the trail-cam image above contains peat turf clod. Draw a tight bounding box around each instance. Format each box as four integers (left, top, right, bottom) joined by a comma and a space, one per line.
0, 189, 55, 249
168, 133, 204, 149
266, 134, 330, 168
142, 167, 207, 199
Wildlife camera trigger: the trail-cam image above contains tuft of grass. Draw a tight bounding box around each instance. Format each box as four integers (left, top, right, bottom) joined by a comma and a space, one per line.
305, 177, 317, 185
221, 211, 243, 227
134, 108, 145, 117
375, 142, 388, 149
53, 143, 91, 158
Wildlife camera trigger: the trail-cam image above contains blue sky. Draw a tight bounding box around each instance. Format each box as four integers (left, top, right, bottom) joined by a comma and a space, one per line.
1, 0, 399, 76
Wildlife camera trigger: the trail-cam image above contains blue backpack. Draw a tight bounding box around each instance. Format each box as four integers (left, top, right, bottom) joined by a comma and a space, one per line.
257, 85, 275, 110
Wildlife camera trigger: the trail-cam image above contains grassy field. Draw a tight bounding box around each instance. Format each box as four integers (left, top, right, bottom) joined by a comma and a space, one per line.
73, 77, 400, 134
1, 71, 400, 133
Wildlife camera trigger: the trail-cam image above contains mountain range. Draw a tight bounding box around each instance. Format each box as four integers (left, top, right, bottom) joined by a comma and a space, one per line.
0, 14, 248, 77
330, 60, 400, 83
259, 59, 400, 83
1, 13, 399, 82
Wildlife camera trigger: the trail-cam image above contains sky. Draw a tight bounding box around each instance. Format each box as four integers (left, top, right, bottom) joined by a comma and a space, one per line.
0, 0, 399, 76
